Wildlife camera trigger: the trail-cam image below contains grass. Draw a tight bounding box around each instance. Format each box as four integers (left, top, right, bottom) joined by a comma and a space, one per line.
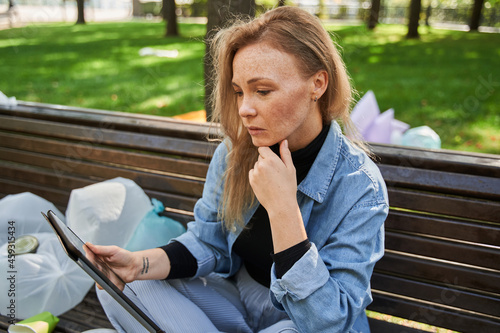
0, 21, 207, 116
329, 24, 500, 154
0, 20, 498, 154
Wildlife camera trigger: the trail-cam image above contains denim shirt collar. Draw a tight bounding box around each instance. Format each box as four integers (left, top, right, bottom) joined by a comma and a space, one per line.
297, 121, 342, 204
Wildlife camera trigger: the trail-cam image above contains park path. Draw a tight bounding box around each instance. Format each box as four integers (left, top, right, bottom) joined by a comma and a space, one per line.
0, 4, 132, 30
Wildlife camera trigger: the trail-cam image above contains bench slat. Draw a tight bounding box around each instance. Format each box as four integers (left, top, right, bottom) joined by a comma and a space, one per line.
372, 144, 500, 177
388, 188, 500, 223
0, 131, 210, 179
0, 148, 205, 198
386, 210, 499, 247
367, 318, 428, 333
375, 252, 500, 295
368, 292, 500, 333
0, 116, 217, 160
380, 164, 500, 200
0, 101, 219, 141
385, 230, 500, 270
371, 273, 500, 318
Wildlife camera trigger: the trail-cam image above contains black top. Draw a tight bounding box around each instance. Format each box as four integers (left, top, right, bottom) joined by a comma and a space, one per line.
161, 125, 330, 286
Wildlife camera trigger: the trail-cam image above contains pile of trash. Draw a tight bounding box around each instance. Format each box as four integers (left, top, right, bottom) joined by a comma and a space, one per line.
0, 178, 185, 321
350, 90, 441, 149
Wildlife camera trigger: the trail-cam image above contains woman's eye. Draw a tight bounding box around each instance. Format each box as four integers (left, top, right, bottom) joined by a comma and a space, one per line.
234, 91, 243, 97
257, 90, 270, 96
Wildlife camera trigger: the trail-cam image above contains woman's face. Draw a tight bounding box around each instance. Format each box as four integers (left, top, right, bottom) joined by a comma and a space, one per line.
232, 42, 325, 151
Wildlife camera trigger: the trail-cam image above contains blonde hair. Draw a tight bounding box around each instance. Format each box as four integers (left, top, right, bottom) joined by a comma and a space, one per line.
208, 6, 361, 230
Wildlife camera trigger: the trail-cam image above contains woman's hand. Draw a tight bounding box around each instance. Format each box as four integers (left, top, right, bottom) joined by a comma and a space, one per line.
249, 140, 308, 253
249, 140, 297, 212
85, 243, 170, 290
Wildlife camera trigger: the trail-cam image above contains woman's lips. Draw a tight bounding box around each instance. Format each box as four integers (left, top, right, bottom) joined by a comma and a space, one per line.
247, 126, 265, 136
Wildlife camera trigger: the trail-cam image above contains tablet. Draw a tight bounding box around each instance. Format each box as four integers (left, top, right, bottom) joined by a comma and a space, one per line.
42, 210, 165, 333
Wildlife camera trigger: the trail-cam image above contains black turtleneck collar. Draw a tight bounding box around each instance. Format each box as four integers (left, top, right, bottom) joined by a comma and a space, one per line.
269, 124, 330, 184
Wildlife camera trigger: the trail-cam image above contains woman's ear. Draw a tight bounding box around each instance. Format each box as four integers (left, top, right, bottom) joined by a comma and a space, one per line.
312, 70, 328, 100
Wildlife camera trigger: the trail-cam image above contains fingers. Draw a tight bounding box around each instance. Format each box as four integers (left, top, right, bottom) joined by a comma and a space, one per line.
86, 242, 119, 257
279, 140, 293, 168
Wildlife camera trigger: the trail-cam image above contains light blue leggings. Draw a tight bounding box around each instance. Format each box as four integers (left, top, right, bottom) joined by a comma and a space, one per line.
96, 266, 298, 333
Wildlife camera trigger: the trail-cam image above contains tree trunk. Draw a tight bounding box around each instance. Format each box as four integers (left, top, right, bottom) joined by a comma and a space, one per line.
278, 0, 286, 6
76, 0, 85, 24
367, 0, 381, 30
469, 0, 485, 31
163, 0, 178, 36
204, 0, 256, 119
407, 0, 421, 39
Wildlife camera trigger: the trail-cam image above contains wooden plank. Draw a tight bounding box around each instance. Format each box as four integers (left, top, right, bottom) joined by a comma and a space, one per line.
0, 149, 205, 198
0, 101, 220, 141
386, 210, 500, 247
368, 317, 428, 333
371, 273, 500, 318
369, 293, 500, 333
380, 164, 500, 200
0, 178, 70, 209
371, 143, 500, 177
0, 131, 210, 178
387, 188, 500, 223
0, 116, 217, 160
385, 230, 500, 270
374, 252, 500, 295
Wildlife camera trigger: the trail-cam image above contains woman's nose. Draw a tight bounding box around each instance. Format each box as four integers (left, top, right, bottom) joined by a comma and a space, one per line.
238, 97, 257, 118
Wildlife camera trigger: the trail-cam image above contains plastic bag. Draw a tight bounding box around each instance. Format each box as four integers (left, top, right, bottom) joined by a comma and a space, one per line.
401, 125, 441, 149
0, 193, 64, 246
125, 198, 186, 252
66, 177, 153, 247
0, 232, 93, 319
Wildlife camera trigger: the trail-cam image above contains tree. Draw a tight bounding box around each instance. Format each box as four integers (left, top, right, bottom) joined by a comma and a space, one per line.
367, 0, 381, 30
469, 0, 485, 31
204, 0, 256, 118
76, 0, 85, 24
163, 0, 178, 36
407, 0, 421, 38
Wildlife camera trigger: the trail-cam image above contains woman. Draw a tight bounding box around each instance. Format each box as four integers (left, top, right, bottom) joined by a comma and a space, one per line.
91, 6, 388, 333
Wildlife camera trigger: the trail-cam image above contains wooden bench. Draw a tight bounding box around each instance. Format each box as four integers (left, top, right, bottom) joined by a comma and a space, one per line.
0, 101, 499, 333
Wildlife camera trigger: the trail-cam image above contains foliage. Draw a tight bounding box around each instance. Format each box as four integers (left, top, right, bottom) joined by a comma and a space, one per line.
0, 22, 498, 154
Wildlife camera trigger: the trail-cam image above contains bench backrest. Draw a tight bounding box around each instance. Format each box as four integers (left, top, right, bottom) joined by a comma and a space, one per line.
1, 102, 499, 333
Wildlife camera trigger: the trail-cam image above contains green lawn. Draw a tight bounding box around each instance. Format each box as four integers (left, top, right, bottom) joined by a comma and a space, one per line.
1, 21, 498, 154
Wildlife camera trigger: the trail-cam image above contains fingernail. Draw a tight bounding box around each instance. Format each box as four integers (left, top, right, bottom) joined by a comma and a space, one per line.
284, 140, 288, 149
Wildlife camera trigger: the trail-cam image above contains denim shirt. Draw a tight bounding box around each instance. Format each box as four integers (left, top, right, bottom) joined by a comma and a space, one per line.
173, 121, 388, 332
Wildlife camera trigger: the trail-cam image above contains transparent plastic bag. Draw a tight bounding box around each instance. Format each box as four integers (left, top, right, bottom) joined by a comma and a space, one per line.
0, 192, 64, 246
0, 233, 93, 319
401, 125, 441, 149
66, 177, 153, 247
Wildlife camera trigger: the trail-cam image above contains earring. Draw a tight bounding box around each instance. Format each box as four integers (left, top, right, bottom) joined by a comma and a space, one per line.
313, 96, 318, 102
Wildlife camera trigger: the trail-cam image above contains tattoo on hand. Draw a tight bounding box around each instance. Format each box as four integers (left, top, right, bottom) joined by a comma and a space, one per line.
141, 257, 150, 275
